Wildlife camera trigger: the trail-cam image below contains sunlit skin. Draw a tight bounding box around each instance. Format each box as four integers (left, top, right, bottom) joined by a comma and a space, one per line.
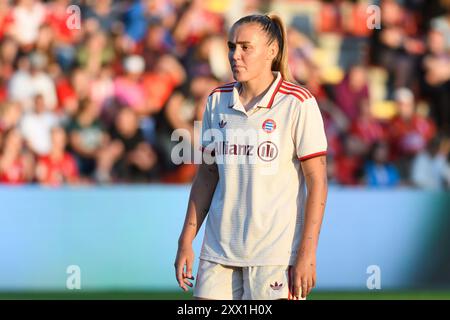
227, 23, 278, 110
228, 24, 327, 298
175, 21, 328, 300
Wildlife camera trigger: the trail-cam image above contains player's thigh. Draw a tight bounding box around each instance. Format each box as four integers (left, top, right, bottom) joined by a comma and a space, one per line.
193, 259, 244, 300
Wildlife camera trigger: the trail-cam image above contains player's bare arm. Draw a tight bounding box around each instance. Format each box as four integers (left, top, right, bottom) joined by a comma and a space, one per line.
293, 155, 328, 299
174, 162, 219, 291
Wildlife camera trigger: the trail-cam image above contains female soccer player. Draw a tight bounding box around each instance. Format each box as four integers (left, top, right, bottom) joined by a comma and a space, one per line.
175, 13, 328, 300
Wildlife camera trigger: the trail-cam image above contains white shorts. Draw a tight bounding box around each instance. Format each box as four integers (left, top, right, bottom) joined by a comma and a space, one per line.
193, 259, 306, 300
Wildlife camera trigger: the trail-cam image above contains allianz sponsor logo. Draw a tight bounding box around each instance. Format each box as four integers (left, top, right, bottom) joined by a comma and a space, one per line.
170, 121, 281, 169
214, 141, 254, 156
213, 139, 278, 163
213, 141, 279, 161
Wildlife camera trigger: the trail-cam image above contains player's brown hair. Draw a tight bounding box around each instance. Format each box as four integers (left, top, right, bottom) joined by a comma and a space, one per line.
232, 13, 293, 82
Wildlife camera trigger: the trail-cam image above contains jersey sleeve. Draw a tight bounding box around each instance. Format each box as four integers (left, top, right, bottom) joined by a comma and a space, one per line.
200, 95, 215, 155
292, 97, 328, 161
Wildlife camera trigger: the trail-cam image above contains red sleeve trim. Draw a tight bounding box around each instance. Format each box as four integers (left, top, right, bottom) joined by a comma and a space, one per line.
298, 151, 327, 161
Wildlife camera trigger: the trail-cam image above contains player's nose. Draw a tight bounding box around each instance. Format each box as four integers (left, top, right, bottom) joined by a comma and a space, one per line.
230, 48, 242, 63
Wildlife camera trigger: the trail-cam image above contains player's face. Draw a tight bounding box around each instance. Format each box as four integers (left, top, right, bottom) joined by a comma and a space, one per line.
227, 23, 274, 82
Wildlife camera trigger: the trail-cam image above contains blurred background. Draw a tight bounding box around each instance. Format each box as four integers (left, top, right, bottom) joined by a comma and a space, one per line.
0, 0, 449, 299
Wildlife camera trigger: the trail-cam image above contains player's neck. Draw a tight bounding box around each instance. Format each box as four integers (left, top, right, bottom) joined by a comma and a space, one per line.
239, 71, 275, 102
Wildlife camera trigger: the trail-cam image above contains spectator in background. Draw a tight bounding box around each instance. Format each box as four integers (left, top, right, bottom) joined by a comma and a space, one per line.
141, 21, 174, 71
156, 74, 218, 183
0, 37, 19, 80
20, 94, 59, 156
9, 52, 57, 112
172, 0, 224, 47
66, 98, 107, 180
46, 0, 79, 44
28, 52, 58, 111
123, 0, 153, 44
114, 55, 147, 115
0, 101, 22, 134
422, 29, 450, 135
70, 67, 91, 102
35, 24, 55, 61
286, 26, 316, 85
89, 65, 115, 110
65, 98, 130, 184
350, 99, 387, 152
8, 55, 34, 112
411, 136, 450, 189
339, 0, 372, 70
370, 0, 425, 96
83, 0, 121, 34
0, 101, 22, 151
77, 31, 115, 76
142, 54, 186, 115
364, 141, 400, 187
333, 134, 366, 185
46, 0, 82, 72
184, 35, 218, 80
109, 107, 158, 183
123, 0, 177, 45
0, 127, 34, 184
0, 0, 13, 40
429, 4, 450, 51
318, 0, 341, 34
9, 0, 46, 50
35, 126, 79, 186
54, 69, 78, 119
389, 87, 436, 179
334, 64, 369, 123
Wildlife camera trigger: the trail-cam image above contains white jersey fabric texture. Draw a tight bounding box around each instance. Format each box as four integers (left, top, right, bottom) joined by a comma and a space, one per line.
199, 71, 327, 266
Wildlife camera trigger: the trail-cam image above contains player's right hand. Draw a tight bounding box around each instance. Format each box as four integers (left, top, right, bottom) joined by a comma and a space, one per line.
174, 244, 195, 291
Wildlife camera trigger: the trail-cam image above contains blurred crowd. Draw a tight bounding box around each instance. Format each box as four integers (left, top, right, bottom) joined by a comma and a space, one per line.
0, 0, 449, 188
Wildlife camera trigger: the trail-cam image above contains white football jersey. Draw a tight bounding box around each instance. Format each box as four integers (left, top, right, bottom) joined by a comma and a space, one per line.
199, 71, 327, 266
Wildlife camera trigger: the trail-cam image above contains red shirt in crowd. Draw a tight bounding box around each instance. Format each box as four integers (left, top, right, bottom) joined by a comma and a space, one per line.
334, 155, 363, 185
350, 118, 387, 146
0, 157, 28, 185
389, 115, 436, 158
55, 77, 77, 111
36, 153, 79, 186
0, 9, 13, 40
45, 5, 79, 44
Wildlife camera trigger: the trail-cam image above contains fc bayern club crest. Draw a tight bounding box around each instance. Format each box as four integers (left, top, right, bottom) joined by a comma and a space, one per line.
262, 119, 276, 133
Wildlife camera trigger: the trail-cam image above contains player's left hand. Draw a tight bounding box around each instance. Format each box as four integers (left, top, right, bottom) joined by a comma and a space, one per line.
292, 253, 316, 299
